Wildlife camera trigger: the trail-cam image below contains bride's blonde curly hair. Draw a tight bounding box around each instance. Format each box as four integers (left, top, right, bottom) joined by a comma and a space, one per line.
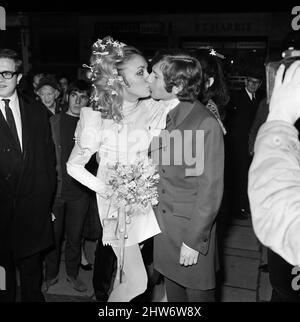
85, 36, 142, 122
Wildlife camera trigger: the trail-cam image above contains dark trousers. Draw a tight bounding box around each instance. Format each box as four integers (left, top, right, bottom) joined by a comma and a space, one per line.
230, 152, 251, 215
268, 249, 300, 302
0, 252, 44, 302
165, 277, 215, 302
92, 228, 116, 297
45, 194, 90, 279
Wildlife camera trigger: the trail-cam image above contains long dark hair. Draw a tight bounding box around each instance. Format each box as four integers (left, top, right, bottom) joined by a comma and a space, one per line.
196, 51, 229, 109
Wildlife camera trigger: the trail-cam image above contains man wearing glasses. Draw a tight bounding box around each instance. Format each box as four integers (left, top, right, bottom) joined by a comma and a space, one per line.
0, 49, 56, 301
225, 70, 263, 220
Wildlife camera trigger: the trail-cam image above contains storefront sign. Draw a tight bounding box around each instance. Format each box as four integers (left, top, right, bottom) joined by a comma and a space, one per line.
195, 21, 253, 34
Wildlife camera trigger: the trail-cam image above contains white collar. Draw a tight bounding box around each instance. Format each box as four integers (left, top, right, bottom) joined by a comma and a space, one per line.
0, 90, 18, 105
245, 87, 254, 100
161, 97, 180, 112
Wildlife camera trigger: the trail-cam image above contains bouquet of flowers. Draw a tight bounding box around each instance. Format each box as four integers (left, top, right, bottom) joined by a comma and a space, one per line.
103, 157, 160, 283
104, 158, 160, 212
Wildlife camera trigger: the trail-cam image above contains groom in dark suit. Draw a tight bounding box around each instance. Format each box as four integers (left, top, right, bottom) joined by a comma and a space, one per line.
148, 52, 224, 302
0, 49, 56, 302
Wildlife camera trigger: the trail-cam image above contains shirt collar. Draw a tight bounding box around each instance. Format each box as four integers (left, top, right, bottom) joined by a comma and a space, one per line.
161, 97, 180, 113
245, 87, 254, 100
0, 90, 18, 104
0, 91, 19, 112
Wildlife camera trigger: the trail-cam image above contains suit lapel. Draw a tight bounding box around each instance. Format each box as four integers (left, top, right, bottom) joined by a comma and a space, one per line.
149, 101, 195, 159
13, 95, 32, 194
168, 101, 195, 130
19, 96, 29, 159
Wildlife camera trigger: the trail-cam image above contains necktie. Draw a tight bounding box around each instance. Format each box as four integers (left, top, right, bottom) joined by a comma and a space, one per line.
165, 113, 172, 129
2, 99, 21, 151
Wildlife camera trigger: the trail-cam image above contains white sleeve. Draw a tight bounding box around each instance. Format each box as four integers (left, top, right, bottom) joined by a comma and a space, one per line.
248, 120, 300, 267
66, 107, 105, 194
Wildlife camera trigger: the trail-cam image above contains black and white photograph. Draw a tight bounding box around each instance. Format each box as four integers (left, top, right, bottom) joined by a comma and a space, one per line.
0, 0, 300, 316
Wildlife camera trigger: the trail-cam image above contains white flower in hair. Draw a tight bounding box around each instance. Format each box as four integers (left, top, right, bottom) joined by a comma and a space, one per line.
116, 48, 124, 57
94, 39, 104, 49
99, 44, 106, 50
106, 38, 113, 45
209, 48, 225, 59
210, 49, 217, 56
107, 78, 115, 86
117, 76, 125, 84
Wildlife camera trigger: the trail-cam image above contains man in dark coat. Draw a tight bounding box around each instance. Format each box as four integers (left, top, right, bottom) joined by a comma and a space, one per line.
148, 52, 224, 302
0, 49, 56, 302
225, 70, 263, 219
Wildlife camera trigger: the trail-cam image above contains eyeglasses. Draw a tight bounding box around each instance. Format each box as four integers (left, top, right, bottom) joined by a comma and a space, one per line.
0, 71, 18, 79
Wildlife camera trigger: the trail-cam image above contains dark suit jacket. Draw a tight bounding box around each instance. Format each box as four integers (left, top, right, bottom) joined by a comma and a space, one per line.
151, 100, 224, 289
50, 112, 92, 200
248, 98, 268, 155
225, 88, 262, 159
0, 93, 56, 259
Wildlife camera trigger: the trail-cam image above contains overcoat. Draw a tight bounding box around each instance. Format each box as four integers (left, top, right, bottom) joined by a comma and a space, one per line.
0, 94, 56, 259
151, 100, 224, 289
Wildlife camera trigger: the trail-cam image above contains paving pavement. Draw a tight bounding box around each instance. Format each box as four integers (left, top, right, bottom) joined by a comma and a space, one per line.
42, 214, 272, 302
217, 214, 272, 302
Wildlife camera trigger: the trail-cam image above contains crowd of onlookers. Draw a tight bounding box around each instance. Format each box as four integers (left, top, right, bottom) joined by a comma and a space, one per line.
17, 71, 103, 294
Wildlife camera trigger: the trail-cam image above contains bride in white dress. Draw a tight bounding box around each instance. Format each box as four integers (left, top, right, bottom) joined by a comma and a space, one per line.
67, 36, 178, 301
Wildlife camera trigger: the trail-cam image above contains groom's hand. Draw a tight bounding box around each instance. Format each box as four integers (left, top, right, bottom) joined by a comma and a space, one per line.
179, 243, 199, 266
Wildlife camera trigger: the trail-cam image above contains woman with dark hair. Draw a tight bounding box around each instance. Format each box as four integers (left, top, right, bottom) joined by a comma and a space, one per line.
66, 36, 179, 301
196, 50, 229, 135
